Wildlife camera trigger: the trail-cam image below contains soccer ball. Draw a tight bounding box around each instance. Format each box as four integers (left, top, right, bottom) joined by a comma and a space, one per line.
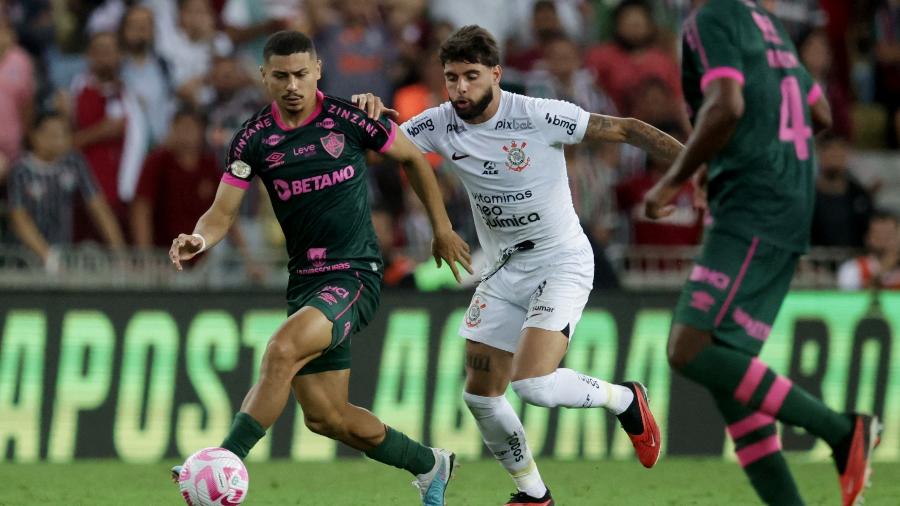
177, 447, 249, 506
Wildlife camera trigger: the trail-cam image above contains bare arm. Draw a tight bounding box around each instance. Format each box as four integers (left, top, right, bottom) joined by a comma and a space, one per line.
72, 118, 126, 149
9, 208, 51, 261
86, 194, 125, 249
582, 114, 684, 164
130, 196, 154, 247
169, 182, 245, 270
644, 78, 744, 218
810, 95, 832, 135
382, 131, 472, 281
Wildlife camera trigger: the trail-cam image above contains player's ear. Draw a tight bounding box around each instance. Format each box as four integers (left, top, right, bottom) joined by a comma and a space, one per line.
492, 65, 502, 85
315, 58, 322, 80
259, 64, 266, 81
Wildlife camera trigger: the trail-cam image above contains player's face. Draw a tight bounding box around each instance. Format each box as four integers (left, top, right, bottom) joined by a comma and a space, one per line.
261, 52, 321, 115
31, 118, 71, 160
444, 61, 500, 121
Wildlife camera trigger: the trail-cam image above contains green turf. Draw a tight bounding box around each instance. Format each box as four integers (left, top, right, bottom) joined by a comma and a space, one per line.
2, 458, 897, 505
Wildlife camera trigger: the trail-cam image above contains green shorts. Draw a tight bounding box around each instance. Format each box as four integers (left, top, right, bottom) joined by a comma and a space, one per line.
287, 270, 382, 375
673, 230, 799, 356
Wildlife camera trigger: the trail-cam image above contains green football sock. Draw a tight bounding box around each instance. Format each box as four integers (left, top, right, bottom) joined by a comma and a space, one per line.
364, 426, 436, 476
681, 343, 852, 447
713, 392, 803, 505
220, 412, 266, 460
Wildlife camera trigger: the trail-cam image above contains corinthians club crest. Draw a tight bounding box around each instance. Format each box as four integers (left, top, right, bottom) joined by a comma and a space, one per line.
320, 131, 345, 159
465, 295, 487, 328
502, 140, 530, 172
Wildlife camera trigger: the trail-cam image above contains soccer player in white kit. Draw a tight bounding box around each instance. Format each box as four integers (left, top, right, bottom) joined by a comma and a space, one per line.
360, 25, 683, 505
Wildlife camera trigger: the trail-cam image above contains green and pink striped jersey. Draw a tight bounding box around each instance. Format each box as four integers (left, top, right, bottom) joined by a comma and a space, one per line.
682, 0, 821, 252
223, 91, 396, 275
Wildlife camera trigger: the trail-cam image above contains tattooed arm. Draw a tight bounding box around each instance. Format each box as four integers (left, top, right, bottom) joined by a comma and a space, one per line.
581, 114, 683, 164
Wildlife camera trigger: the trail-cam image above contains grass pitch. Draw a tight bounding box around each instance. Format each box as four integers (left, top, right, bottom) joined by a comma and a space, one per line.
3, 458, 898, 505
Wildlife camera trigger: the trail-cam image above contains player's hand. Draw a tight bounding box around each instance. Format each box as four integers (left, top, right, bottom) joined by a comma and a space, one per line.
169, 233, 204, 271
351, 93, 399, 121
432, 229, 473, 283
644, 180, 680, 220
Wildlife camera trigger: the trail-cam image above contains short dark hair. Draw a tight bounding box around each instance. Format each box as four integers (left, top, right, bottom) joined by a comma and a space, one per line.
31, 110, 66, 131
871, 209, 899, 225
439, 25, 500, 67
263, 31, 316, 62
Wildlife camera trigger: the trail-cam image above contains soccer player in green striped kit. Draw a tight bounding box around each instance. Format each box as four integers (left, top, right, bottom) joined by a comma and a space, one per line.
645, 1, 880, 505
169, 31, 472, 505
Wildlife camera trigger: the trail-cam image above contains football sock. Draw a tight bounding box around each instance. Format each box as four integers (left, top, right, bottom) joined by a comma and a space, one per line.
510, 369, 633, 414
364, 426, 436, 476
681, 344, 852, 447
713, 391, 804, 505
464, 392, 547, 499
220, 411, 266, 460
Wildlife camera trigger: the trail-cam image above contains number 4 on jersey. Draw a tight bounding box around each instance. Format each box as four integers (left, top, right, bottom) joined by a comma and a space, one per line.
778, 76, 812, 160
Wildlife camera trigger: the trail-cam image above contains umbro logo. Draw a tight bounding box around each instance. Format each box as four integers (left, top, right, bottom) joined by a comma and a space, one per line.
451, 152, 469, 160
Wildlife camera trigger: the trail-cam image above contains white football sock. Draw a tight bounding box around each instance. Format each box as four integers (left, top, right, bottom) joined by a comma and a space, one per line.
463, 392, 547, 499
511, 368, 634, 414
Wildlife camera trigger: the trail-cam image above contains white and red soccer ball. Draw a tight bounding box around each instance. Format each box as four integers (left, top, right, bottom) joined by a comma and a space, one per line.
177, 447, 249, 506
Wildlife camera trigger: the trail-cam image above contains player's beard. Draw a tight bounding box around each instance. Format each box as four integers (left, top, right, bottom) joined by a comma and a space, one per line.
452, 88, 493, 120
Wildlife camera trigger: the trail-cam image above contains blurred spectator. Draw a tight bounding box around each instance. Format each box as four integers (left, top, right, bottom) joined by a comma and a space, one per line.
761, 0, 827, 43
204, 55, 265, 165
393, 48, 445, 168
131, 107, 219, 248
837, 210, 900, 289
811, 134, 875, 248
505, 1, 566, 72
615, 161, 703, 246
221, 0, 296, 68
157, 0, 232, 107
86, 0, 127, 35
0, 15, 36, 176
874, 0, 900, 148
799, 29, 853, 139
584, 0, 681, 115
119, 4, 175, 146
313, 0, 397, 101
428, 0, 520, 51
71, 31, 147, 232
7, 111, 124, 266
526, 34, 617, 116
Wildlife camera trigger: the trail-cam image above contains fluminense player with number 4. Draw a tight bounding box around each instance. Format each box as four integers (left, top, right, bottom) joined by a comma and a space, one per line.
358, 25, 683, 506
168, 31, 472, 506
644, 1, 881, 505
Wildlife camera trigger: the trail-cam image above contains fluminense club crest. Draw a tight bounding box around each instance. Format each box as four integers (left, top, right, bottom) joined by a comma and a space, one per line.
502, 140, 530, 172
307, 247, 327, 267
320, 131, 345, 159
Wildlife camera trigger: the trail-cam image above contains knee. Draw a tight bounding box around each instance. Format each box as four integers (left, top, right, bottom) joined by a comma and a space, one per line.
510, 374, 556, 408
304, 412, 345, 439
263, 337, 299, 373
667, 325, 711, 372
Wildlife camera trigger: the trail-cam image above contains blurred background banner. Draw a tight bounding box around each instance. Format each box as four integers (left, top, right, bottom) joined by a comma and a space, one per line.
1, 289, 897, 464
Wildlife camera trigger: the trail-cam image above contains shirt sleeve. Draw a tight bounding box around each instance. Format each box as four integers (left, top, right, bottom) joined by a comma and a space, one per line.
222, 119, 259, 190
7, 164, 26, 209
527, 97, 590, 145
355, 113, 397, 153
683, 5, 744, 92
399, 110, 438, 153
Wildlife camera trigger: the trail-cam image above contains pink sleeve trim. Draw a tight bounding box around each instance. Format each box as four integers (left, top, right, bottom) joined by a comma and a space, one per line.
700, 67, 745, 92
807, 83, 823, 105
222, 172, 250, 190
378, 120, 398, 154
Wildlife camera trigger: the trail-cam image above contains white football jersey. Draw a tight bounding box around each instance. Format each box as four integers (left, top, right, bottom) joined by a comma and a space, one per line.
400, 90, 591, 262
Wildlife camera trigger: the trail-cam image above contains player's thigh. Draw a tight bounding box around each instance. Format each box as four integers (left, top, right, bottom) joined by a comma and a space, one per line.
292, 369, 351, 423
511, 327, 569, 381
673, 230, 798, 357
269, 305, 333, 365
464, 339, 514, 396
458, 279, 527, 357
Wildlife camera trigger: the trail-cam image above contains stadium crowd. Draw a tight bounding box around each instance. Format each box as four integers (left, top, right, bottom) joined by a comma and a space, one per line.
0, 0, 899, 289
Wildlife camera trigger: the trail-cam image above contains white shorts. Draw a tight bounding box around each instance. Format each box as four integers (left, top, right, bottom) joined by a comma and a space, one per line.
459, 238, 594, 353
